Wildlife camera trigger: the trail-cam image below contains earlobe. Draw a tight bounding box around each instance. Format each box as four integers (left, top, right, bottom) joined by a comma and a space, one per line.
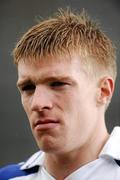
97, 77, 114, 105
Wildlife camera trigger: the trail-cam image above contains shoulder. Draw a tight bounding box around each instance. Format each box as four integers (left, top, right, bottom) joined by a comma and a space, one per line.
0, 163, 39, 180
0, 151, 42, 180
0, 163, 25, 180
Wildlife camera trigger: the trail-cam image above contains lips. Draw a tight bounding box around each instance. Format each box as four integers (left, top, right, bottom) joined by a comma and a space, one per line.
33, 119, 59, 131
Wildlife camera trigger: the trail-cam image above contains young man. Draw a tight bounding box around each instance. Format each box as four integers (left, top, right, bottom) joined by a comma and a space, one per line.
0, 9, 120, 180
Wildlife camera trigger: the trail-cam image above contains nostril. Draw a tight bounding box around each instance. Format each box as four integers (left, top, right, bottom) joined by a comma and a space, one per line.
31, 105, 52, 112
31, 97, 53, 112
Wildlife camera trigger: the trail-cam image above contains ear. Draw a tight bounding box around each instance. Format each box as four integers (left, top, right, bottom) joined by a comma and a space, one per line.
97, 77, 115, 105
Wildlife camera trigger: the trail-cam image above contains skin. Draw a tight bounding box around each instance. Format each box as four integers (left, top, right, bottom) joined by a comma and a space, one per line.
17, 54, 114, 179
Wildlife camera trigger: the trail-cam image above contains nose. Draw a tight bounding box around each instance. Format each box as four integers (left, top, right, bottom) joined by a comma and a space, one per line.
31, 86, 53, 112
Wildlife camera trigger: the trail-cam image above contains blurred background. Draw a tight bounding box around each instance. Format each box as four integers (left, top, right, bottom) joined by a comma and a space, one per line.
0, 0, 120, 167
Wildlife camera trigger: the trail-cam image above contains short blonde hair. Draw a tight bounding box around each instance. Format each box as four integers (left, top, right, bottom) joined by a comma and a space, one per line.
13, 9, 117, 80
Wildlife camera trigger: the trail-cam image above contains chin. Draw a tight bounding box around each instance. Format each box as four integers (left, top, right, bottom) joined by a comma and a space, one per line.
36, 136, 62, 153
38, 144, 62, 154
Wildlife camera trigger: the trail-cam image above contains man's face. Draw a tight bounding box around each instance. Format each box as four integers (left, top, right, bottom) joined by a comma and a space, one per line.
17, 55, 100, 154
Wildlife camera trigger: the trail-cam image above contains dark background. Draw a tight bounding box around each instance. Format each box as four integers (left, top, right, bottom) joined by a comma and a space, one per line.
0, 0, 120, 167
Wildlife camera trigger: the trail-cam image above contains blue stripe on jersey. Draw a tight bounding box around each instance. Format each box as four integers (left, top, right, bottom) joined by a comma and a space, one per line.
0, 164, 39, 180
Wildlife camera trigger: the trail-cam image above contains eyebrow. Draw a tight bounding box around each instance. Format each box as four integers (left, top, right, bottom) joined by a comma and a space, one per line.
17, 75, 75, 88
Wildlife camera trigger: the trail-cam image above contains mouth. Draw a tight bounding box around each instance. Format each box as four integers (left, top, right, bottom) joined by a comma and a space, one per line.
33, 119, 59, 131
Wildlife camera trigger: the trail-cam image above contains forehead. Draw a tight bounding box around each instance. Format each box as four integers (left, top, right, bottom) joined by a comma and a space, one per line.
17, 55, 83, 80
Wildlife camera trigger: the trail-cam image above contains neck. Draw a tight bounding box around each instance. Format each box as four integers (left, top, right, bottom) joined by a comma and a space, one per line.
44, 124, 109, 179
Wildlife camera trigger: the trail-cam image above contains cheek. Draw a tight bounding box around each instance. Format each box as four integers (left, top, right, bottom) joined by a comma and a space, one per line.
21, 96, 31, 115
64, 90, 95, 126
21, 97, 34, 129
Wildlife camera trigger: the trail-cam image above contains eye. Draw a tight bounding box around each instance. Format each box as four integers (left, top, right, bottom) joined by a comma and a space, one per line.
50, 81, 68, 88
21, 84, 35, 92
